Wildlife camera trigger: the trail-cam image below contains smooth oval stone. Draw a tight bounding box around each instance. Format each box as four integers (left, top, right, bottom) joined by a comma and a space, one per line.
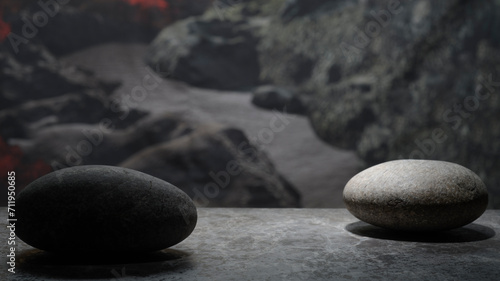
343, 160, 488, 231
16, 165, 197, 254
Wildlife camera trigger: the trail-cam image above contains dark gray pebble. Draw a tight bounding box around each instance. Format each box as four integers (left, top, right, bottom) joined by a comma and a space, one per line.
16, 165, 197, 254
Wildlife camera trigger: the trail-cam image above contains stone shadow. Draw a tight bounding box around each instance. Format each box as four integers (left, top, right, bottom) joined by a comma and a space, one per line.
345, 221, 495, 243
17, 248, 193, 279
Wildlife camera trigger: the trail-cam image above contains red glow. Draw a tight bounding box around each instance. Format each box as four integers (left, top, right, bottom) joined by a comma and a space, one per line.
0, 137, 22, 171
0, 136, 53, 191
124, 0, 169, 10
0, 10, 11, 42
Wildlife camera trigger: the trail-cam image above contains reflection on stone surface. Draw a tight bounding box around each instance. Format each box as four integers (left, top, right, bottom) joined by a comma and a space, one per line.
346, 221, 496, 243
17, 248, 192, 279
4, 208, 500, 280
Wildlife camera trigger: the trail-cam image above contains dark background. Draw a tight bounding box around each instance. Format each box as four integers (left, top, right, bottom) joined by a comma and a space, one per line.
1, 0, 499, 208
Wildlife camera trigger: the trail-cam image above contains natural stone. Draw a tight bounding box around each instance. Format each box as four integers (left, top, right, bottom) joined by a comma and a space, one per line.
343, 160, 489, 231
257, 0, 500, 207
13, 113, 192, 165
145, 18, 261, 90
251, 85, 307, 115
0, 91, 147, 140
0, 43, 144, 140
147, 0, 500, 207
120, 125, 302, 208
0, 43, 119, 110
1, 3, 302, 210
11, 115, 300, 208
16, 165, 197, 254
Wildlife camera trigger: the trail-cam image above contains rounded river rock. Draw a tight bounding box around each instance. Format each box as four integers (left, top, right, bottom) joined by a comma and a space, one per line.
343, 160, 488, 231
16, 165, 197, 254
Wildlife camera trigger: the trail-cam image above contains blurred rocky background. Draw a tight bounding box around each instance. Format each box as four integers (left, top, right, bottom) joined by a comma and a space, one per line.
0, 0, 301, 207
1, 0, 499, 208
146, 0, 500, 208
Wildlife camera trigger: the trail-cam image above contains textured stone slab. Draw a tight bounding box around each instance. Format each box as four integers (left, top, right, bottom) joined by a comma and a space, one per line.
1, 208, 499, 280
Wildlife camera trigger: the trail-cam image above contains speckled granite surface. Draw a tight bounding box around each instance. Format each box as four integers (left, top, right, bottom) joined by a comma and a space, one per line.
1, 208, 499, 280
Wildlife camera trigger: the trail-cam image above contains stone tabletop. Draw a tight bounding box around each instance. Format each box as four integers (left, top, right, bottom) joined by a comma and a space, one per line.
1, 208, 499, 280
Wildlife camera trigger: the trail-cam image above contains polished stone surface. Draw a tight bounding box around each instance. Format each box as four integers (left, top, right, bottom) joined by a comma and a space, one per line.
1, 208, 499, 280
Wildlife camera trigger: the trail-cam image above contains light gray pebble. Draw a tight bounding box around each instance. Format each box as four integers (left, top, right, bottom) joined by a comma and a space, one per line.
343, 160, 488, 231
